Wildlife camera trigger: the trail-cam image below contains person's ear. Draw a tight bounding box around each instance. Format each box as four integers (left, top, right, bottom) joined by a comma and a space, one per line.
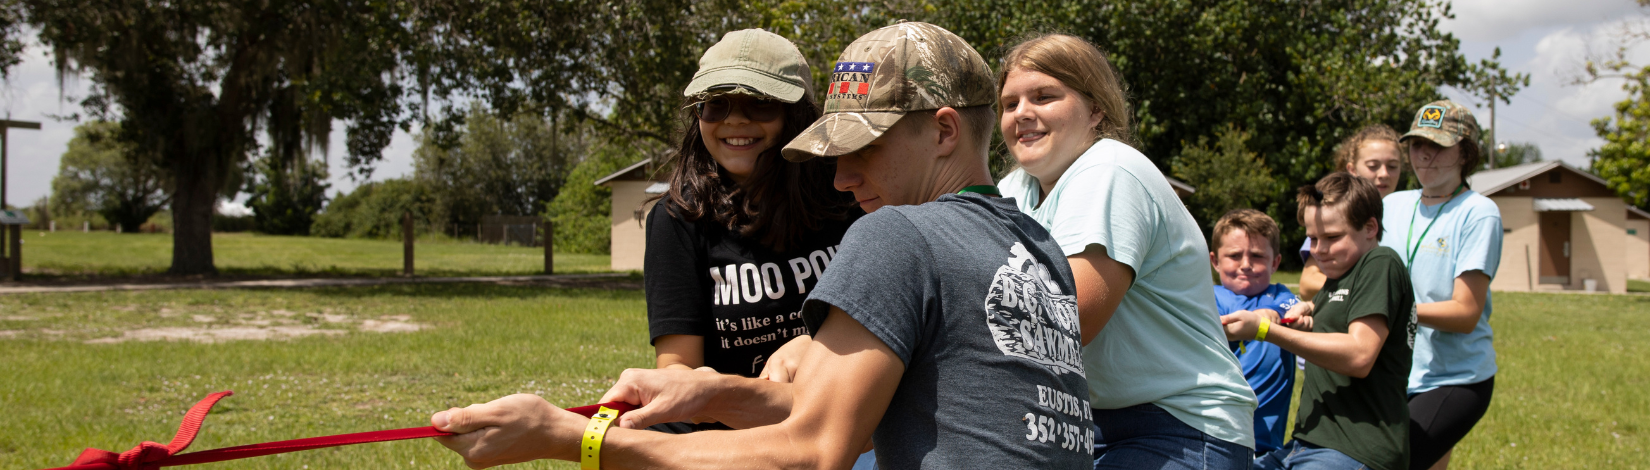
932, 107, 962, 158
930, 106, 963, 157
1089, 103, 1105, 133
1210, 250, 1219, 269
1363, 218, 1380, 240
1271, 252, 1282, 271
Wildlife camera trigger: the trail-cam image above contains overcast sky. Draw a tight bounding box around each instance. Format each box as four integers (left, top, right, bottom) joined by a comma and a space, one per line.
0, 1, 1646, 207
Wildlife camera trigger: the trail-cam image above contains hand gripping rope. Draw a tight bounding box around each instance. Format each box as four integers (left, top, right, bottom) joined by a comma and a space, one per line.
39, 391, 637, 470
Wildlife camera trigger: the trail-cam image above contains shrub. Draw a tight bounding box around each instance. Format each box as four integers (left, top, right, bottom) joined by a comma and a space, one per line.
312, 179, 438, 239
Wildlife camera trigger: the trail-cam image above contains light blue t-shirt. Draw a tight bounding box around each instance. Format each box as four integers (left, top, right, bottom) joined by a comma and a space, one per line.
1379, 189, 1502, 393
999, 139, 1257, 449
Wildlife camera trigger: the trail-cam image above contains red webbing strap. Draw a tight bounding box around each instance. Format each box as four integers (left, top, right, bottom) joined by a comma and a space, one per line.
41, 391, 637, 470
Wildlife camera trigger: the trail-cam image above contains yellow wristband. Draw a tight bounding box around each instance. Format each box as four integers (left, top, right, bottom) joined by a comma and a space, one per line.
581, 406, 620, 470
1255, 318, 1271, 342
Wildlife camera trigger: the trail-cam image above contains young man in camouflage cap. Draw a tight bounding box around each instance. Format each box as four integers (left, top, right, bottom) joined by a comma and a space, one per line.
427, 22, 1094, 470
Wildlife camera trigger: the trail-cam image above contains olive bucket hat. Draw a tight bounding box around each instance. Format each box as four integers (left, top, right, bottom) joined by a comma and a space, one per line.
781, 21, 997, 161
1400, 100, 1481, 148
683, 29, 813, 104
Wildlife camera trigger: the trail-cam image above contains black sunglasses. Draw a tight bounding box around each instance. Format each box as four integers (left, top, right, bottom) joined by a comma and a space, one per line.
696, 95, 784, 123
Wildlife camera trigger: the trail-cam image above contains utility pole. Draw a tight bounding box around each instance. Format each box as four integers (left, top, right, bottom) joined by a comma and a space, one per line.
1488, 75, 1497, 169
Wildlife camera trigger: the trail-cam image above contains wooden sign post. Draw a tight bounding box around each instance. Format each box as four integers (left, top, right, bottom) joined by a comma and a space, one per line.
402, 211, 414, 276
0, 119, 41, 281
551, 216, 564, 273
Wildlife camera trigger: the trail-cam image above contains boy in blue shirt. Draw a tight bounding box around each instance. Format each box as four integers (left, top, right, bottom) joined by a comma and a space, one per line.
1209, 209, 1299, 454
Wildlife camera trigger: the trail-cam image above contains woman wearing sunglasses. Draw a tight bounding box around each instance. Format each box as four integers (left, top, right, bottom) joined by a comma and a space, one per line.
642, 29, 858, 432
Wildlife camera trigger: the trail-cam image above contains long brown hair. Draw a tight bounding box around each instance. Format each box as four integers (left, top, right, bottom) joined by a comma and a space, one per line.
656, 95, 853, 251
998, 34, 1135, 147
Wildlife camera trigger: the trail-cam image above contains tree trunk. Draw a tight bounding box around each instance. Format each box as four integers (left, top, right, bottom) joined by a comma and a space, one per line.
169, 153, 219, 276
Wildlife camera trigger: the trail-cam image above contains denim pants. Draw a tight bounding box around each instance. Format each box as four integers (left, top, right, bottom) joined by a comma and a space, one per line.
1251, 440, 1369, 470
1091, 403, 1251, 470
850, 450, 876, 470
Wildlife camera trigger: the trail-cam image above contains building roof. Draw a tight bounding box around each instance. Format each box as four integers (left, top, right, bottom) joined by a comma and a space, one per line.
1629, 205, 1650, 220
1533, 198, 1595, 212
1467, 160, 1614, 196
593, 158, 654, 187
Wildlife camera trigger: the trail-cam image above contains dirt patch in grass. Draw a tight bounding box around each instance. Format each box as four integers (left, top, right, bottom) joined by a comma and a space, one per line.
2, 309, 430, 344
86, 326, 348, 344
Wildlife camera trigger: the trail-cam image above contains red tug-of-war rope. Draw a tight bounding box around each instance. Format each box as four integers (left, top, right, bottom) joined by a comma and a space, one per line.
41, 390, 637, 470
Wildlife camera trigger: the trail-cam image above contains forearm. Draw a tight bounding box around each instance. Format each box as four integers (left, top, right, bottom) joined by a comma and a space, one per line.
704, 374, 795, 429
654, 334, 705, 369
597, 423, 824, 470
1416, 273, 1490, 334
1299, 263, 1325, 300
1415, 300, 1479, 333
1264, 327, 1374, 377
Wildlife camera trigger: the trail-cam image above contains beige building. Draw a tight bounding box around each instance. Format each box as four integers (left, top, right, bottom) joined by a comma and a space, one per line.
595, 159, 666, 272
1467, 161, 1648, 293
1630, 206, 1650, 280
598, 159, 1198, 272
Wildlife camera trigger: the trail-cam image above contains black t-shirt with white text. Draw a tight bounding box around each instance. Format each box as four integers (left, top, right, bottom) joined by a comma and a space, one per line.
644, 199, 857, 377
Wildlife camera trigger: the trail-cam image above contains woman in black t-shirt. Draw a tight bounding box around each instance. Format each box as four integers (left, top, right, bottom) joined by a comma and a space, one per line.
644, 30, 856, 385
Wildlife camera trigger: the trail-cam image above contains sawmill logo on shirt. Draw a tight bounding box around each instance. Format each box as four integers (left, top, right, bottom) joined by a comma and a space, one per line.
983, 243, 1084, 377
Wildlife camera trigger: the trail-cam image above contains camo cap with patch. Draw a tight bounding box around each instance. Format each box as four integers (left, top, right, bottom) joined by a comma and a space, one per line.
782, 21, 996, 161
1400, 99, 1481, 148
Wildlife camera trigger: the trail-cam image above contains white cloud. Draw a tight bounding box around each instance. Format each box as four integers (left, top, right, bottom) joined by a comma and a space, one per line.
1443, 0, 1642, 42
0, 42, 92, 207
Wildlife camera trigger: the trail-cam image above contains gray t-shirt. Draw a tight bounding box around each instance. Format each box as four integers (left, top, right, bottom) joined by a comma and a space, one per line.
802, 193, 1094, 469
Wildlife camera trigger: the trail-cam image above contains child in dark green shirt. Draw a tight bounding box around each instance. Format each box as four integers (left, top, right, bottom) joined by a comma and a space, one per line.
1222, 172, 1415, 470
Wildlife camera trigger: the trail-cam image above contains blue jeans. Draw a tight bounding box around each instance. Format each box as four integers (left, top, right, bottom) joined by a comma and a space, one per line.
1092, 403, 1251, 470
850, 450, 876, 470
1251, 440, 1369, 470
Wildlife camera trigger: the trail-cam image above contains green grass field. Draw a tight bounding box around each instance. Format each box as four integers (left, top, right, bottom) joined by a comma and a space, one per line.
0, 284, 651, 469
2, 285, 1646, 469
1277, 291, 1649, 469
1630, 278, 1650, 293
19, 232, 612, 278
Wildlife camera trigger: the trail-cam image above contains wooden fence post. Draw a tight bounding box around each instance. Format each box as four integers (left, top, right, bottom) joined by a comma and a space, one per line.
402, 211, 414, 276
8, 224, 19, 281
543, 218, 554, 275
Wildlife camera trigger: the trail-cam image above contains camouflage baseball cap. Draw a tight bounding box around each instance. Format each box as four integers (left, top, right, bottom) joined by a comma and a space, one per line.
684, 29, 813, 104
781, 22, 997, 161
1400, 100, 1481, 148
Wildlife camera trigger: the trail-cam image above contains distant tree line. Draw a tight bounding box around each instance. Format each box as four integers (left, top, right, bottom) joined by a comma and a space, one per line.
21, 0, 1533, 271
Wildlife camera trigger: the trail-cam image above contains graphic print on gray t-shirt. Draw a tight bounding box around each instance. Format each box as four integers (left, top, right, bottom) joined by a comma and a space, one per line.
986, 243, 1085, 376
803, 193, 1094, 470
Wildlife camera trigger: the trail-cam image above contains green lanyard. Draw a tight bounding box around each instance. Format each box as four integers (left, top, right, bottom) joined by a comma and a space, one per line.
957, 185, 1001, 196
1405, 183, 1463, 267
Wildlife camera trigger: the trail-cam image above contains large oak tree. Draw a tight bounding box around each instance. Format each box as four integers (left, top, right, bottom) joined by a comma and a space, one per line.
25, 0, 413, 274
